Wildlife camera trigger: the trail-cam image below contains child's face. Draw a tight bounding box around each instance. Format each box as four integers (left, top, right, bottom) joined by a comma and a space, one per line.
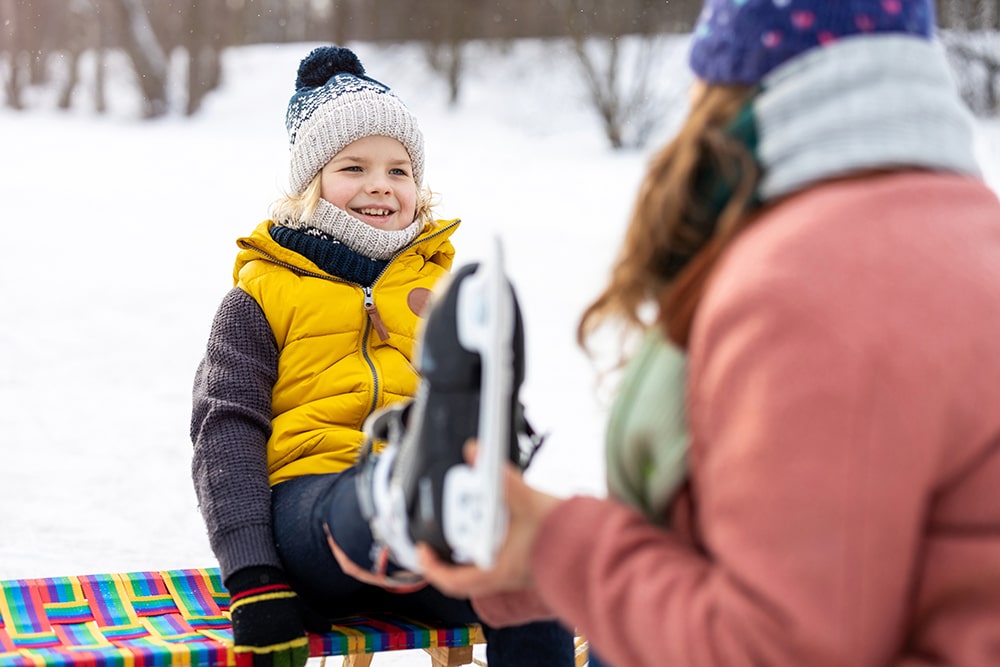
320, 135, 418, 231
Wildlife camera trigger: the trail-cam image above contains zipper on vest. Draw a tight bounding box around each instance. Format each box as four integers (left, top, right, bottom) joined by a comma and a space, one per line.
360, 219, 460, 345
363, 286, 390, 341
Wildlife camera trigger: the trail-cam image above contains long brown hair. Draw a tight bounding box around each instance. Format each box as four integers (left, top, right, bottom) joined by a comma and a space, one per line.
577, 84, 761, 355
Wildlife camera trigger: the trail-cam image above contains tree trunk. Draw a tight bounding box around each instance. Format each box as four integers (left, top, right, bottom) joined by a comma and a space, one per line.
1, 0, 26, 110
57, 49, 80, 109
89, 0, 107, 113
183, 0, 223, 116
114, 0, 169, 118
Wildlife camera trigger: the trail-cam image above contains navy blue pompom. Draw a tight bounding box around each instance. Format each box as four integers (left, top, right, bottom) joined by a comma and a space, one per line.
295, 46, 365, 90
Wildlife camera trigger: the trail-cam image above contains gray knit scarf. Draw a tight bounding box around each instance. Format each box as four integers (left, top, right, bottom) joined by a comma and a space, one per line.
756, 35, 980, 200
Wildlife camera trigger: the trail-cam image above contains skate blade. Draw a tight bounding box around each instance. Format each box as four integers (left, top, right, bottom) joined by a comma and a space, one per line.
444, 237, 514, 569
365, 238, 517, 573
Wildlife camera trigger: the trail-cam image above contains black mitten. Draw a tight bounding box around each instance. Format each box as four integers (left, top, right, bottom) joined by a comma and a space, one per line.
226, 566, 309, 667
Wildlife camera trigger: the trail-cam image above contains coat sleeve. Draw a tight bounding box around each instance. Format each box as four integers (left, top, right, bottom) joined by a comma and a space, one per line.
470, 590, 561, 628
529, 263, 941, 667
191, 287, 282, 580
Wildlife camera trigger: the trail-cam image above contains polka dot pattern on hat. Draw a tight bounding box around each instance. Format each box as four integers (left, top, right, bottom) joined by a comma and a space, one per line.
688, 0, 934, 85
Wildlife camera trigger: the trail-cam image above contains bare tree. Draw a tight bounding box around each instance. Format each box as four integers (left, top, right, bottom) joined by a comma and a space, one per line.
0, 0, 26, 110
944, 34, 1000, 115
578, 34, 675, 149
0, 0, 44, 110
939, 0, 1000, 116
89, 0, 108, 113
53, 0, 108, 113
311, 0, 348, 45
331, 2, 349, 46
182, 0, 225, 116
423, 2, 471, 107
553, 0, 679, 149
113, 0, 169, 118
56, 0, 96, 109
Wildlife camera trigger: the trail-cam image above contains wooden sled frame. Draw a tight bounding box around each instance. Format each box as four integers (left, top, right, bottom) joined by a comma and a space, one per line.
0, 567, 588, 667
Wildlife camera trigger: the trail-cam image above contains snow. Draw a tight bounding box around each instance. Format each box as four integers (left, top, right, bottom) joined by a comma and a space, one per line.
1, 36, 998, 666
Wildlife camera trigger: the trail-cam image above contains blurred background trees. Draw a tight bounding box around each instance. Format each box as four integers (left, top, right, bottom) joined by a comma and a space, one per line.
0, 0, 997, 147
939, 0, 1000, 116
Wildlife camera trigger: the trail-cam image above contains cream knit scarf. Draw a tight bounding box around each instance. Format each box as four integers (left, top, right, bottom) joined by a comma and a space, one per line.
279, 198, 421, 261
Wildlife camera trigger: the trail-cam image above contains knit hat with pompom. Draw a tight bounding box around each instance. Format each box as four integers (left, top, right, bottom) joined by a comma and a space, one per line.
285, 46, 424, 195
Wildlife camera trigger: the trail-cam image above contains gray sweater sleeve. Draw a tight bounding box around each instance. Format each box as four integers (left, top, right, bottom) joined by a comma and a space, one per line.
190, 287, 281, 580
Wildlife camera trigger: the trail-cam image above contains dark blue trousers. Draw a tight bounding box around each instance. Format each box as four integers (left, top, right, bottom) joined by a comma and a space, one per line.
272, 470, 575, 667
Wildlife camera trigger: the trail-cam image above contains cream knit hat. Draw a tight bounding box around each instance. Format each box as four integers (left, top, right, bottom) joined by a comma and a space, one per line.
284, 46, 424, 195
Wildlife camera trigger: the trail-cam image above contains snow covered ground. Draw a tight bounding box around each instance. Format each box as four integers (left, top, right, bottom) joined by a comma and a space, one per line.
1, 35, 998, 665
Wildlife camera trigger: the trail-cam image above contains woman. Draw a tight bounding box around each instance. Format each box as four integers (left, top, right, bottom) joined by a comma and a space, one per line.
418, 2, 1000, 665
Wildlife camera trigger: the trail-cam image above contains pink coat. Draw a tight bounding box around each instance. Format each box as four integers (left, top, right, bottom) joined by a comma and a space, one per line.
477, 172, 1000, 666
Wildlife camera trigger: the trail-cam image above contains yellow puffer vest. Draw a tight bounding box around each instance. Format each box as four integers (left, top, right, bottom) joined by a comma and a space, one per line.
234, 218, 459, 486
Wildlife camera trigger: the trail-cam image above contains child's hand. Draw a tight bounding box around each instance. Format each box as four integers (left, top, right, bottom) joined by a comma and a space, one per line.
416, 461, 562, 599
325, 524, 428, 593
226, 566, 310, 667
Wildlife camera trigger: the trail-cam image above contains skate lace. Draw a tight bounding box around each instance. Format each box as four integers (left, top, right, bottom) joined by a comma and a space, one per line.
516, 408, 547, 470
357, 399, 413, 464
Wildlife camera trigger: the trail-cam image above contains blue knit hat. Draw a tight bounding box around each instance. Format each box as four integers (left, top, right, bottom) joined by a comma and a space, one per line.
285, 46, 424, 195
689, 0, 935, 85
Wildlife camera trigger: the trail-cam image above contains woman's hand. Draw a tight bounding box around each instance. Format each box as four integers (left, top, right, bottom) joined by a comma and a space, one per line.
417, 450, 563, 599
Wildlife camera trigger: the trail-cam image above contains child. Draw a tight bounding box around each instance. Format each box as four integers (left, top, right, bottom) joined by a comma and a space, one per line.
417, 2, 1000, 666
190, 45, 574, 667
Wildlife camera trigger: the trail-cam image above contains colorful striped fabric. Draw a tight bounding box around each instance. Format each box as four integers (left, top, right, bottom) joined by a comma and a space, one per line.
0, 568, 483, 667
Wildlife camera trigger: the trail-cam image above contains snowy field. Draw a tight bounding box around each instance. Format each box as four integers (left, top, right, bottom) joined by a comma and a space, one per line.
1, 35, 998, 665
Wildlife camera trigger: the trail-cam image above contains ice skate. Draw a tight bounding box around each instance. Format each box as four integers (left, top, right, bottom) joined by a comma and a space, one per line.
357, 238, 534, 572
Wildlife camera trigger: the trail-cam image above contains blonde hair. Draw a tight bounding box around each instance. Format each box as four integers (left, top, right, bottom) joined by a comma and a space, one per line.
578, 84, 760, 354
270, 172, 438, 228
